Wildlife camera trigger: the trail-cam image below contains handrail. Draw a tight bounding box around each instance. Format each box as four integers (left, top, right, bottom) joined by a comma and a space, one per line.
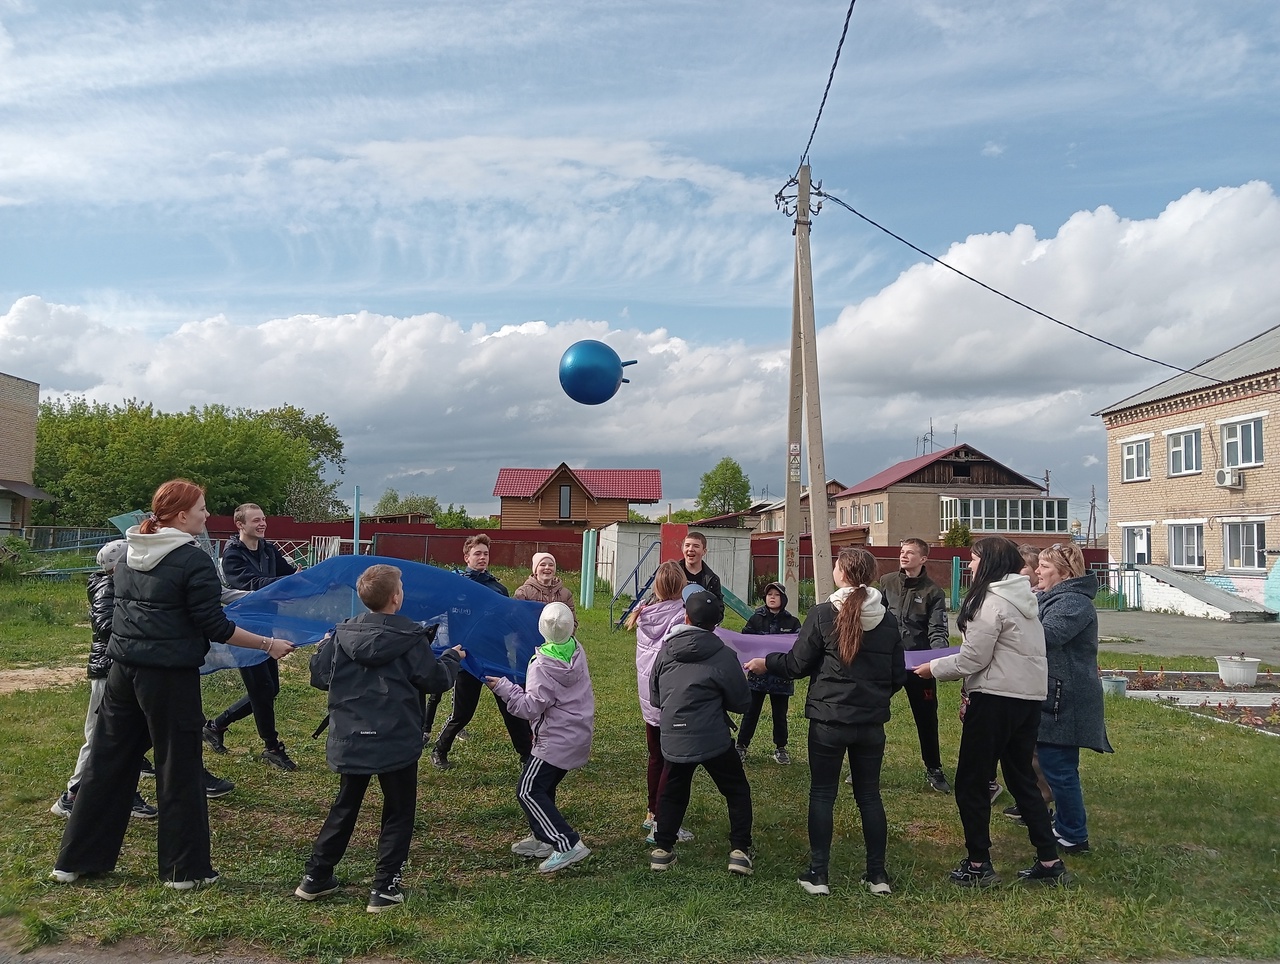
609, 540, 662, 630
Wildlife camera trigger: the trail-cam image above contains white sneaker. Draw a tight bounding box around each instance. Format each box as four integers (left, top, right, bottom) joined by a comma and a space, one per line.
50, 869, 79, 884
538, 840, 590, 874
163, 874, 219, 890
511, 835, 554, 859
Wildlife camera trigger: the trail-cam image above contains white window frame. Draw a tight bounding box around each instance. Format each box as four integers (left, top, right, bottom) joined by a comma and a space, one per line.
1165, 427, 1202, 477
1122, 438, 1151, 482
1121, 524, 1153, 565
861, 504, 871, 525
1168, 523, 1205, 570
1224, 520, 1266, 571
874, 502, 884, 524
1219, 415, 1265, 469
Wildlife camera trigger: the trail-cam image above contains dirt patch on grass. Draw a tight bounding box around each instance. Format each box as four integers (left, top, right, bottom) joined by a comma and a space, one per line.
0, 666, 84, 695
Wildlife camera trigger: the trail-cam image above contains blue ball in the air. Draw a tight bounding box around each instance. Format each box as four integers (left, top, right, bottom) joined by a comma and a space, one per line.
558, 340, 637, 405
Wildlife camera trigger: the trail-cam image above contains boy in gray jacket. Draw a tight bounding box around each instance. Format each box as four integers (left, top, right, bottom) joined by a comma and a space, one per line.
649, 585, 753, 875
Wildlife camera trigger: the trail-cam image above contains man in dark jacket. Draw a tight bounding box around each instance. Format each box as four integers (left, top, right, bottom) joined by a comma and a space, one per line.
679, 531, 722, 599
879, 538, 953, 794
648, 585, 753, 875
430, 533, 534, 769
296, 564, 463, 912
204, 504, 300, 770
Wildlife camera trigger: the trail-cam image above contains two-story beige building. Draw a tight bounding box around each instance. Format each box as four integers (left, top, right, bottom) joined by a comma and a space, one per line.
832, 444, 1064, 547
1, 371, 50, 534
1096, 324, 1280, 607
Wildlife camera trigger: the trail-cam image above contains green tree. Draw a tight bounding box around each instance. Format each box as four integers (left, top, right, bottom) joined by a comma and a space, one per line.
627, 508, 652, 524
34, 397, 345, 525
942, 522, 972, 547
373, 489, 442, 517
435, 504, 498, 529
696, 457, 751, 517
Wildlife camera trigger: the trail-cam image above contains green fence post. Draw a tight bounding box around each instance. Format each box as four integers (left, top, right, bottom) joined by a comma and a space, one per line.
951, 555, 961, 611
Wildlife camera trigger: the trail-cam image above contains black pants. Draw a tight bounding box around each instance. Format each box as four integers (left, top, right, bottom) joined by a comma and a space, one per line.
806, 722, 887, 876
434, 671, 532, 758
424, 690, 445, 734
304, 763, 418, 889
655, 745, 752, 852
737, 692, 789, 750
56, 662, 213, 883
211, 658, 281, 748
901, 671, 942, 769
518, 756, 579, 852
957, 692, 1058, 864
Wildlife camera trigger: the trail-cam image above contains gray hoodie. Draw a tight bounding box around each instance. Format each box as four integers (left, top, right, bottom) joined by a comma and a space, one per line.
931, 574, 1047, 701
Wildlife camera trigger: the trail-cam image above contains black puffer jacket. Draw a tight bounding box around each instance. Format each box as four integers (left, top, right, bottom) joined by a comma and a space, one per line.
221, 536, 297, 591
312, 612, 462, 775
879, 569, 949, 651
464, 568, 509, 597
650, 625, 751, 763
765, 592, 906, 726
86, 570, 115, 679
108, 529, 236, 669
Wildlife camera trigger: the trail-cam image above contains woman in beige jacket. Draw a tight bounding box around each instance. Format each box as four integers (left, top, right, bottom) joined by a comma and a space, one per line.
915, 537, 1068, 888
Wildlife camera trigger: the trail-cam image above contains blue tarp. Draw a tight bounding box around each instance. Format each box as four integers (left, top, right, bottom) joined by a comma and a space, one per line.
206, 555, 542, 683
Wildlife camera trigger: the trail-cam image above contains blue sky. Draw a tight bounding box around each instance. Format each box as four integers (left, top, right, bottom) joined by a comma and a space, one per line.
4, 1, 1280, 525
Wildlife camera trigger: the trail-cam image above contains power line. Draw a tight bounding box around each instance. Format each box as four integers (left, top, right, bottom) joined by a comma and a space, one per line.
814, 189, 1220, 384
795, 0, 860, 175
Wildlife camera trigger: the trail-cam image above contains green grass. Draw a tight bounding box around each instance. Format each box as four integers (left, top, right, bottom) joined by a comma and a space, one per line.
2, 575, 1280, 962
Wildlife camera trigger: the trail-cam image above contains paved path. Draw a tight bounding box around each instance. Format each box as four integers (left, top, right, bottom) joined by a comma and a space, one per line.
1094, 610, 1280, 664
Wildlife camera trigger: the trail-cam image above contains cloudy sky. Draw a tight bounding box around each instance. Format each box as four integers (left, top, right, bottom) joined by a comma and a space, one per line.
4, 1, 1280, 524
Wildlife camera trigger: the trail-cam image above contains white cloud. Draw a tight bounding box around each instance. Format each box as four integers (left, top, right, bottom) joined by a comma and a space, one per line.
981, 141, 1005, 157
1083, 455, 1100, 467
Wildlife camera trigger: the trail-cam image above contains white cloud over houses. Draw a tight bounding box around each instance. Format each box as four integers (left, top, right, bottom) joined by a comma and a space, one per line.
6, 181, 1280, 515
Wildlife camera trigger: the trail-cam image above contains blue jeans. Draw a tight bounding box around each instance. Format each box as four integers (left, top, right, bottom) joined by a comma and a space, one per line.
1036, 743, 1087, 843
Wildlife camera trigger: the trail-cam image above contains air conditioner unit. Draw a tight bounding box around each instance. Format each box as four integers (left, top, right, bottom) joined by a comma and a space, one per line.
1215, 467, 1244, 489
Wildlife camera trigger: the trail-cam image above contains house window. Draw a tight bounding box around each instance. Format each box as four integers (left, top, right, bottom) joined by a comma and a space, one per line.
1222, 418, 1264, 469
1167, 430, 1201, 476
861, 504, 870, 524
839, 506, 846, 526
875, 502, 884, 523
1122, 526, 1151, 565
1224, 522, 1266, 571
1122, 439, 1150, 482
1169, 525, 1204, 570
558, 485, 571, 519
940, 497, 1070, 533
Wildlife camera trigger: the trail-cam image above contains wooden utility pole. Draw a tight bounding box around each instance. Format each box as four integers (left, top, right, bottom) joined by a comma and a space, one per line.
782, 165, 834, 604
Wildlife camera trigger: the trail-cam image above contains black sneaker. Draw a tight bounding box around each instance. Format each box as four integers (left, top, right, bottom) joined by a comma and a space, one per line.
1002, 804, 1025, 825
203, 769, 235, 799
1055, 835, 1091, 855
295, 873, 341, 901
949, 858, 1001, 888
50, 790, 75, 818
773, 747, 791, 765
727, 849, 753, 876
130, 792, 158, 819
797, 868, 829, 895
260, 744, 298, 772
649, 848, 676, 872
861, 870, 892, 895
366, 882, 404, 913
1017, 858, 1071, 886
925, 767, 952, 794
202, 721, 227, 754
139, 757, 156, 779
430, 747, 452, 770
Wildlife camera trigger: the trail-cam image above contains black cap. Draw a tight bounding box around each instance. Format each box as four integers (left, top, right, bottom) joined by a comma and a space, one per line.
683, 585, 724, 628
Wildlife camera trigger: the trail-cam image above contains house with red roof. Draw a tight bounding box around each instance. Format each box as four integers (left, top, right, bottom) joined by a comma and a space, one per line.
832, 444, 1068, 547
492, 463, 662, 531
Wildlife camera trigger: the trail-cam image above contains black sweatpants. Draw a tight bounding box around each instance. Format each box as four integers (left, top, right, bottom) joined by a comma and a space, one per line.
901, 671, 942, 770
434, 670, 532, 758
655, 745, 752, 852
518, 756, 580, 852
56, 662, 213, 883
304, 763, 418, 889
957, 692, 1058, 864
211, 658, 281, 748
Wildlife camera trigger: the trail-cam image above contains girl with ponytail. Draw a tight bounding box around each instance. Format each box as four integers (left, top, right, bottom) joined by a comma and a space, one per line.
744, 547, 906, 896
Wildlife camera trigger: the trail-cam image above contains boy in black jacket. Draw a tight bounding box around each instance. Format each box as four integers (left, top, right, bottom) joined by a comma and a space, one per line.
649, 585, 753, 875
296, 564, 463, 912
738, 581, 803, 765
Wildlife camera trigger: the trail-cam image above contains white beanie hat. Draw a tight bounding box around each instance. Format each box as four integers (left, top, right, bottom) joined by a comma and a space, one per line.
538, 602, 575, 644
97, 539, 128, 572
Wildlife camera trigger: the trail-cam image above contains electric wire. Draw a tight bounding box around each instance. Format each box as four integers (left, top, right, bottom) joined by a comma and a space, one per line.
815, 189, 1222, 385
795, 0, 859, 176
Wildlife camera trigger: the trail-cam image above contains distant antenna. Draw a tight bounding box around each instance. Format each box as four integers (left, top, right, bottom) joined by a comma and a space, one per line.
1043, 469, 1051, 495
1086, 484, 1099, 547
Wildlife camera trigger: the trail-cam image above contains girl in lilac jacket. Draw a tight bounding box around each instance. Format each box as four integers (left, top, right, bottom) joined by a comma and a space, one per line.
627, 561, 692, 836
487, 603, 595, 874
